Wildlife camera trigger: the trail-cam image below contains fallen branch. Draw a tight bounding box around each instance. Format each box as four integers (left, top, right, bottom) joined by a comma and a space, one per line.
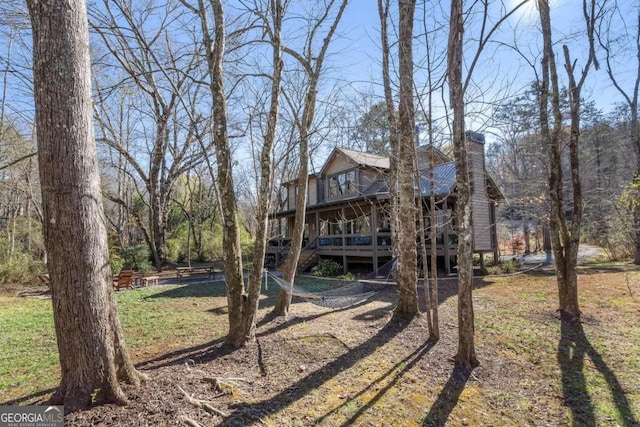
202, 377, 246, 395
178, 385, 228, 418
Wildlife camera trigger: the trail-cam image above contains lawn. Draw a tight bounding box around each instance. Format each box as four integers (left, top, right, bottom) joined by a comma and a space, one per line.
1, 267, 639, 426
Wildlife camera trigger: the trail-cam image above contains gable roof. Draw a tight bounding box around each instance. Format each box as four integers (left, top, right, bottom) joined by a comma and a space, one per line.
318, 147, 390, 176
337, 147, 390, 169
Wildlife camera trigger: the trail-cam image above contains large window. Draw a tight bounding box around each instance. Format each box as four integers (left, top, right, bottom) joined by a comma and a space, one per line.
328, 170, 356, 198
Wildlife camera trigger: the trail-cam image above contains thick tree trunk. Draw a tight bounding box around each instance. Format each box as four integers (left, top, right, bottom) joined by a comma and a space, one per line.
150, 191, 166, 270
394, 0, 420, 318
197, 0, 246, 347
449, 0, 479, 369
28, 0, 140, 412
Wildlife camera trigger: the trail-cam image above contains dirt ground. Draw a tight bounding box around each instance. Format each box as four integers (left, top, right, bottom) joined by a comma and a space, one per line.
64, 280, 489, 427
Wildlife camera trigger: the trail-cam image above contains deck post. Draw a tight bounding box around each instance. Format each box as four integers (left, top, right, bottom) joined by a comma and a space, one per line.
443, 220, 451, 274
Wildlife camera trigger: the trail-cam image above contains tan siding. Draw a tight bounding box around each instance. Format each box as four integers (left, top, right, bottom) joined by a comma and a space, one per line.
287, 184, 296, 210
470, 142, 493, 251
325, 152, 355, 175
308, 176, 318, 206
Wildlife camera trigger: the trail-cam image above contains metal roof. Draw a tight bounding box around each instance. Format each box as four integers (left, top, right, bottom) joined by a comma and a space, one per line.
418, 162, 457, 196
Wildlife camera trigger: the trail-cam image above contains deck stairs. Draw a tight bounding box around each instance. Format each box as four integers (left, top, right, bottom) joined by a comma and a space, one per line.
296, 250, 320, 273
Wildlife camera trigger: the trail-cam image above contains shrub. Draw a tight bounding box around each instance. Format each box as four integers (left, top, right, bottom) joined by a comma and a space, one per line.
340, 272, 355, 281
500, 259, 518, 274
120, 245, 153, 273
0, 252, 45, 286
486, 265, 501, 275
312, 259, 343, 277
109, 253, 125, 276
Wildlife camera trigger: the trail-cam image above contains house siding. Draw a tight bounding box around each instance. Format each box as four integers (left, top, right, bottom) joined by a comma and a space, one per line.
287, 184, 296, 210
470, 138, 493, 251
308, 176, 318, 206
269, 138, 502, 273
325, 152, 354, 176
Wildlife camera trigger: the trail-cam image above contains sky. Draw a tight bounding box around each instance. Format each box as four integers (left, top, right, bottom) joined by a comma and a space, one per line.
331, 0, 635, 122
0, 0, 637, 141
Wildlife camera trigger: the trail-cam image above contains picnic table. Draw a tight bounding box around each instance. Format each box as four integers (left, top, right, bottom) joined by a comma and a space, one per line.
176, 265, 219, 280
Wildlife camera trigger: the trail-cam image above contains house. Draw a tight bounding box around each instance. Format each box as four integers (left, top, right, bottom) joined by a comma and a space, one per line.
267, 131, 503, 274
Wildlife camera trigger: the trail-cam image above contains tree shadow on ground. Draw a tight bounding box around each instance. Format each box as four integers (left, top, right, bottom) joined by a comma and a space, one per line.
558, 316, 638, 426
144, 280, 229, 299
0, 387, 57, 406
416, 276, 495, 312
328, 340, 437, 427
136, 289, 396, 372
135, 337, 229, 370
422, 364, 472, 426
222, 315, 414, 426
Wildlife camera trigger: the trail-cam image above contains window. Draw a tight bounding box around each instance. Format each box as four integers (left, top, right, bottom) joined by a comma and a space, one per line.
328, 170, 356, 198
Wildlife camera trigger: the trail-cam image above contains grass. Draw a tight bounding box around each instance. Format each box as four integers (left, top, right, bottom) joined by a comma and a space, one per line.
0, 282, 230, 404
2, 266, 640, 426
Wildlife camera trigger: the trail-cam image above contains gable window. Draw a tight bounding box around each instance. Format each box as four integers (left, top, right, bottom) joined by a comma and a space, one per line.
328, 170, 356, 198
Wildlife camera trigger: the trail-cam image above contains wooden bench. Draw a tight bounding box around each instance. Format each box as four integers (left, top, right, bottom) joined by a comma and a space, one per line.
114, 270, 136, 291
176, 266, 216, 280
141, 275, 159, 287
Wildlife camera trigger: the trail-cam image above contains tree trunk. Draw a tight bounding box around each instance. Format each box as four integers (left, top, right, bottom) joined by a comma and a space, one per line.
538, 0, 597, 318
633, 118, 640, 265
202, 0, 246, 348
538, 0, 573, 317
272, 91, 311, 318
427, 105, 439, 341
378, 0, 400, 260
243, 0, 284, 336
449, 0, 479, 369
394, 0, 420, 318
272, 0, 349, 317
28, 0, 140, 412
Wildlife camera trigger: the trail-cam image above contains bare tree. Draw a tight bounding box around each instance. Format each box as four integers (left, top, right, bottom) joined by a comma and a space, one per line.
537, 0, 599, 319
240, 0, 285, 340
394, 0, 420, 317
272, 0, 350, 317
448, 0, 530, 369
416, 0, 450, 341
598, 1, 640, 264
27, 0, 140, 411
448, 0, 478, 369
91, 0, 210, 269
184, 0, 248, 346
